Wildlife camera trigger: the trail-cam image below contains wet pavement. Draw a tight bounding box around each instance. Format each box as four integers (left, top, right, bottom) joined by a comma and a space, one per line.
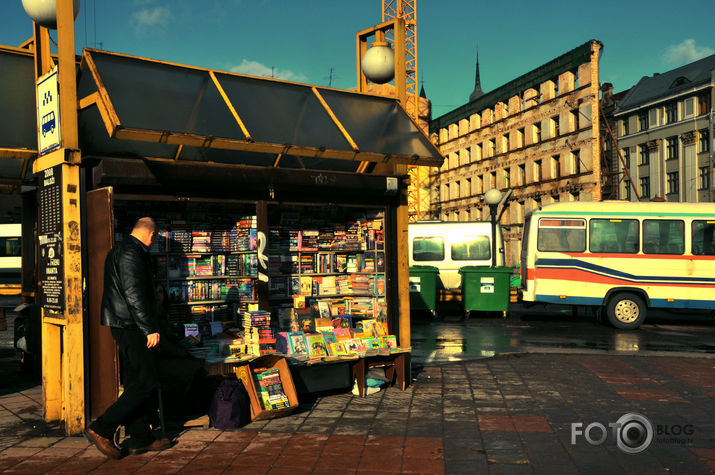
411, 304, 715, 366
1, 304, 714, 473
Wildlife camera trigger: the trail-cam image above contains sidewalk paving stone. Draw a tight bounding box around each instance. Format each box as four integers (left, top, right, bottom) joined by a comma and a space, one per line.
0, 353, 714, 473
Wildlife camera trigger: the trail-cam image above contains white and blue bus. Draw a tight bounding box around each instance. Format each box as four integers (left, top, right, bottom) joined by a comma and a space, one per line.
520, 201, 715, 329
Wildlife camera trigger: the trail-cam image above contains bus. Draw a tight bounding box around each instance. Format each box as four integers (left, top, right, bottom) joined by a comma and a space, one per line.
409, 221, 504, 290
520, 201, 715, 329
0, 223, 21, 279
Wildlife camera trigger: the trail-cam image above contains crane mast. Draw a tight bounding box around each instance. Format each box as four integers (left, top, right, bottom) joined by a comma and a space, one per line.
381, 1, 425, 222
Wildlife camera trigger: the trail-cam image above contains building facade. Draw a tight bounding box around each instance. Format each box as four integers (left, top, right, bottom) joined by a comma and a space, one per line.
429, 40, 603, 266
614, 54, 715, 203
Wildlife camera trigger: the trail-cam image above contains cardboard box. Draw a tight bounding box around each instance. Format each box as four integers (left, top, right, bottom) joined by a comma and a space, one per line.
235, 355, 299, 421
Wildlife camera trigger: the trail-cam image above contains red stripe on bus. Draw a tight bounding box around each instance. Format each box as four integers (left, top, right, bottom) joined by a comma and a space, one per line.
534, 267, 715, 288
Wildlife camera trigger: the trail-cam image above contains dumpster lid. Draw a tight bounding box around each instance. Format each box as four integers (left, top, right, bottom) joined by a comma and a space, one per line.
409, 265, 440, 272
459, 266, 513, 273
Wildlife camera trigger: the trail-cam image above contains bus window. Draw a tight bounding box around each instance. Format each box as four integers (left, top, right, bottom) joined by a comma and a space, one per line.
537, 218, 586, 252
692, 220, 715, 255
589, 219, 639, 253
451, 235, 490, 260
413, 236, 445, 261
0, 237, 21, 257
643, 220, 684, 254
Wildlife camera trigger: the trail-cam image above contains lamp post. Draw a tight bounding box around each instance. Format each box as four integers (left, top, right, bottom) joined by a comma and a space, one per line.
484, 188, 503, 268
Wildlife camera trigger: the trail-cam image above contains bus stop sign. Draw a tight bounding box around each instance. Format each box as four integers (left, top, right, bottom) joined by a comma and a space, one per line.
36, 67, 61, 155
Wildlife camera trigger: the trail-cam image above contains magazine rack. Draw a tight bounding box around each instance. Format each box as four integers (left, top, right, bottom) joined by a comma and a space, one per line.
235, 354, 299, 421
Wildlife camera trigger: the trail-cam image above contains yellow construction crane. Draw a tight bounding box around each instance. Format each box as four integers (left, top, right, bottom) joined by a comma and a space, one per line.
381, 0, 426, 222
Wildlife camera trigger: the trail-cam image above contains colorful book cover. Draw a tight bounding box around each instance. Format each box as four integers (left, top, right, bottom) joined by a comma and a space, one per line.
317, 301, 332, 319
299, 276, 313, 296
306, 333, 328, 357
287, 331, 308, 355
321, 331, 337, 345
328, 341, 348, 356
361, 319, 378, 337
333, 328, 352, 340
293, 295, 306, 308
381, 335, 397, 349
276, 332, 290, 353
314, 317, 333, 333
365, 337, 382, 349
331, 315, 352, 329
375, 321, 389, 337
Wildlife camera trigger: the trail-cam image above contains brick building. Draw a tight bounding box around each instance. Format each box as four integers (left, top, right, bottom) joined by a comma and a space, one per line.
429, 40, 603, 266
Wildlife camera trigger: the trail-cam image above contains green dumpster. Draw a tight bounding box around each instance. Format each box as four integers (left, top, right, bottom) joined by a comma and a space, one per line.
409, 265, 439, 317
459, 266, 513, 316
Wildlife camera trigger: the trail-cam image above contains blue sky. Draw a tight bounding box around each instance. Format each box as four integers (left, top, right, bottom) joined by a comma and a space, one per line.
2, 0, 713, 118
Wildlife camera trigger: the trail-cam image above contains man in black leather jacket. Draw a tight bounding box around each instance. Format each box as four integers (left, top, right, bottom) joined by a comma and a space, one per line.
84, 217, 171, 459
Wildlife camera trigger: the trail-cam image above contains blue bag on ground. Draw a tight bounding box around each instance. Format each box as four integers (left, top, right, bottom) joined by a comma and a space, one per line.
208, 376, 250, 429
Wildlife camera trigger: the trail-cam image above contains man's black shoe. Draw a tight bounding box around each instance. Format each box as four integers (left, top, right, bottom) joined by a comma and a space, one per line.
128, 437, 172, 455
83, 428, 122, 460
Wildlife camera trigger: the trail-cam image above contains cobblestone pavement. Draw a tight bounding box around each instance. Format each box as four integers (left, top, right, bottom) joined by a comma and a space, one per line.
1, 352, 714, 474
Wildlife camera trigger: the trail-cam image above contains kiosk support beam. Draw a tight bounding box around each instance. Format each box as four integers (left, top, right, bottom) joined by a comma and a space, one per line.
32, 0, 85, 435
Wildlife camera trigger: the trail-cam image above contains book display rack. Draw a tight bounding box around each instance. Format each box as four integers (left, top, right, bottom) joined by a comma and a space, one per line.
112, 200, 259, 340
267, 204, 387, 326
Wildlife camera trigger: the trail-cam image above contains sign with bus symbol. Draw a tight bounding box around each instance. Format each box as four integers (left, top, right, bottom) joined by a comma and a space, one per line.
36, 67, 61, 154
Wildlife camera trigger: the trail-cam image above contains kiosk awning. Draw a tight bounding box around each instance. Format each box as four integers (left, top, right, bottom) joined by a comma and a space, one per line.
77, 49, 442, 172
0, 46, 443, 188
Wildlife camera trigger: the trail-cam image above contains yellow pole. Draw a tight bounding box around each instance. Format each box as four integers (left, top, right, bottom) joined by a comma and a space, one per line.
34, 0, 85, 434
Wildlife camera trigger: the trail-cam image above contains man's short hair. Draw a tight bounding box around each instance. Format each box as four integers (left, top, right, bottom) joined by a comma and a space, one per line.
133, 217, 156, 233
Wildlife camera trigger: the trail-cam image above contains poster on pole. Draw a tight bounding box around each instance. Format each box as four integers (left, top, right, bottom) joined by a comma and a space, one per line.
38, 165, 64, 313
36, 66, 61, 155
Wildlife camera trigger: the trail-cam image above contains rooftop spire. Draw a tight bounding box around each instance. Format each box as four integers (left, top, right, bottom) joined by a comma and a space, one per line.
469, 45, 484, 102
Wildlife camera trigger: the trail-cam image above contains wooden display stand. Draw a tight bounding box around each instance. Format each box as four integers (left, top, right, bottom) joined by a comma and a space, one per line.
235, 354, 299, 421
350, 352, 410, 398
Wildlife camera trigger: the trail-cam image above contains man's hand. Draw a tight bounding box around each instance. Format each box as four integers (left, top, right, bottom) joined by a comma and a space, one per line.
146, 332, 160, 348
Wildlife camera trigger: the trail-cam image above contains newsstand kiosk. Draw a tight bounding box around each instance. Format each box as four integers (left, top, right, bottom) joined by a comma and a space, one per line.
0, 21, 442, 432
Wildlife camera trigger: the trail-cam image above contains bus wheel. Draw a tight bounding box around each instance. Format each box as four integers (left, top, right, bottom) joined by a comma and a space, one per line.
606, 293, 646, 329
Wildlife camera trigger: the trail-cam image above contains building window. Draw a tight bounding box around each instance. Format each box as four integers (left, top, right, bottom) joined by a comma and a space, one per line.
700, 129, 710, 153
466, 177, 472, 195
500, 134, 509, 154
639, 144, 649, 166
624, 179, 631, 201
534, 159, 543, 182
699, 166, 711, 191
667, 172, 679, 195
698, 93, 711, 115
571, 150, 580, 175
665, 102, 677, 124
477, 175, 484, 194
488, 138, 496, 157
621, 117, 629, 136
473, 143, 482, 161
638, 111, 648, 131
552, 155, 560, 178
551, 115, 560, 138
640, 176, 650, 198
666, 136, 678, 160
490, 171, 496, 189
684, 97, 695, 117
519, 164, 526, 185
503, 168, 510, 188
517, 127, 525, 148
534, 122, 542, 143
622, 148, 630, 168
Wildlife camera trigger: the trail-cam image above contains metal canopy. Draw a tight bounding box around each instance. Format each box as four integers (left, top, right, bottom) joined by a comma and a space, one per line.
0, 45, 442, 189
77, 49, 442, 172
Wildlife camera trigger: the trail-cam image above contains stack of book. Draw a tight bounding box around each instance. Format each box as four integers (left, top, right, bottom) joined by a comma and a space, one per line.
230, 216, 257, 252
210, 228, 231, 252
299, 230, 319, 251
171, 226, 192, 252
191, 230, 211, 252
242, 310, 275, 356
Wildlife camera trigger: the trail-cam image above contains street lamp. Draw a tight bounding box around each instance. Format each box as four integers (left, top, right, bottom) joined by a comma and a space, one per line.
484, 188, 503, 268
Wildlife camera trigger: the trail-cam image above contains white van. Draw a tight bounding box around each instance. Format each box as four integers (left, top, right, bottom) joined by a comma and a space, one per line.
0, 223, 22, 278
408, 221, 504, 290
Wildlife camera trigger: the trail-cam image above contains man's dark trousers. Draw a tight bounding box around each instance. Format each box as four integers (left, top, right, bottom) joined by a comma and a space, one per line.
90, 327, 159, 447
